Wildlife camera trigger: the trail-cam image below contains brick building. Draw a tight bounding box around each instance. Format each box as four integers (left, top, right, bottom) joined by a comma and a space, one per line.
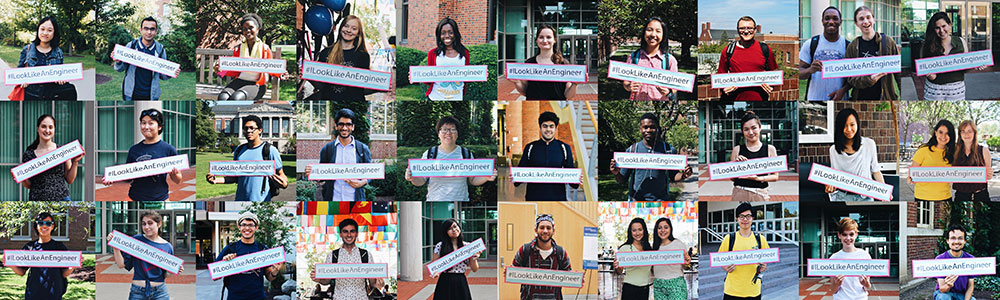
296, 101, 397, 180
212, 101, 295, 153
397, 0, 494, 52
697, 22, 800, 100
899, 200, 950, 285
0, 207, 94, 252
798, 101, 898, 166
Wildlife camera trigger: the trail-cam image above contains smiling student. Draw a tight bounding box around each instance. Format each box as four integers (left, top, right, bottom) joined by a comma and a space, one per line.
799, 7, 850, 100
214, 13, 285, 101
106, 211, 183, 300
844, 6, 900, 100
908, 120, 955, 201
919, 12, 985, 100
213, 212, 284, 300
952, 120, 991, 201
512, 24, 578, 100
620, 17, 677, 100
424, 18, 470, 101
828, 217, 872, 300
1, 212, 74, 300
613, 218, 653, 299
17, 16, 76, 100
730, 111, 778, 201
21, 114, 82, 201
112, 17, 179, 100
826, 108, 887, 201
103, 108, 182, 201
306, 15, 370, 100
716, 16, 779, 101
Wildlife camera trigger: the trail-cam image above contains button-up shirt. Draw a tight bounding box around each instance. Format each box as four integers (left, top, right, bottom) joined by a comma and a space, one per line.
332, 136, 358, 201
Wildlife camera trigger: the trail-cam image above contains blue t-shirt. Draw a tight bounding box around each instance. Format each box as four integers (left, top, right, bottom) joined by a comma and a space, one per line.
22, 239, 68, 300
132, 42, 155, 98
127, 140, 178, 201
234, 143, 282, 201
215, 241, 269, 300
122, 235, 174, 282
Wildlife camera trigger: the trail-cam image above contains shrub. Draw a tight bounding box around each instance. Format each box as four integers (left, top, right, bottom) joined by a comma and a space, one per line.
466, 43, 498, 100
0, 23, 19, 47
101, 24, 134, 65
297, 180, 317, 201
395, 46, 425, 87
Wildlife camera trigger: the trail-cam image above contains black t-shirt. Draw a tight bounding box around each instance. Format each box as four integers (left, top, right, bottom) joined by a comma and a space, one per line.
309, 46, 371, 101
855, 37, 882, 100
523, 56, 567, 100
22, 240, 69, 299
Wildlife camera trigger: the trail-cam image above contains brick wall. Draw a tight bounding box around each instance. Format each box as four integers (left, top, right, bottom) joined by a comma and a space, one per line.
0, 208, 92, 251
799, 101, 898, 165
297, 138, 396, 160
404, 0, 489, 52
505, 101, 577, 157
698, 78, 799, 100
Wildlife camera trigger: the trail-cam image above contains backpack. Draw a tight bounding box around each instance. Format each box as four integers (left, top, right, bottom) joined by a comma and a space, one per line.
631, 49, 677, 100
804, 35, 851, 99
428, 145, 472, 159
236, 142, 283, 198
625, 141, 671, 201
727, 232, 764, 283
725, 40, 771, 71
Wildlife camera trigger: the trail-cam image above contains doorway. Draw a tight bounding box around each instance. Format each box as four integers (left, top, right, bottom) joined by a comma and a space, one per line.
560, 35, 598, 74
943, 1, 992, 51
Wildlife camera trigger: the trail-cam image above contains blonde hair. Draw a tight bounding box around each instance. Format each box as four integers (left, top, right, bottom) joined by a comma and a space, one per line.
327, 15, 368, 65
837, 217, 859, 234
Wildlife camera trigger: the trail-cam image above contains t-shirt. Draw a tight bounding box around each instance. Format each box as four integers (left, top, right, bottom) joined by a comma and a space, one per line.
830, 248, 871, 300
800, 36, 846, 100
620, 141, 679, 201
854, 38, 882, 100
434, 241, 471, 273
653, 239, 687, 280
234, 143, 282, 201
524, 56, 567, 100
122, 235, 174, 282
312, 47, 371, 101
329, 246, 367, 300
22, 147, 70, 201
427, 53, 465, 100
22, 240, 68, 299
619, 244, 652, 287
127, 140, 178, 201
912, 145, 952, 200
829, 137, 880, 201
422, 146, 472, 201
935, 251, 977, 294
717, 40, 778, 101
216, 241, 269, 300
718, 232, 769, 297
132, 42, 156, 99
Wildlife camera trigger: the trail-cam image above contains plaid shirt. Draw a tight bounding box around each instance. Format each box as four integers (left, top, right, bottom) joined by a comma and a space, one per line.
511, 238, 572, 300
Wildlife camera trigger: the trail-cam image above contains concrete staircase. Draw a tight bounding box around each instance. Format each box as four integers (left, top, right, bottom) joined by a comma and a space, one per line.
563, 100, 599, 201
697, 243, 799, 300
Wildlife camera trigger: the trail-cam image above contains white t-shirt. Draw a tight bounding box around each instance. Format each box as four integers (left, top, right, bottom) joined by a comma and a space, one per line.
427, 53, 465, 101
799, 36, 846, 100
830, 248, 871, 300
653, 239, 687, 280
422, 146, 471, 201
829, 137, 879, 180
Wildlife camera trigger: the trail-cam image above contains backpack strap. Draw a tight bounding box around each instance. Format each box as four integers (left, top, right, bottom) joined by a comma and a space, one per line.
360, 248, 369, 264
664, 53, 671, 70
525, 143, 534, 162
561, 142, 570, 167
808, 35, 820, 60
755, 233, 762, 249
632, 49, 640, 64
725, 41, 737, 71
880, 33, 888, 56
261, 143, 271, 194
235, 143, 247, 160
728, 233, 736, 252
428, 146, 438, 159
461, 146, 472, 159
759, 41, 771, 70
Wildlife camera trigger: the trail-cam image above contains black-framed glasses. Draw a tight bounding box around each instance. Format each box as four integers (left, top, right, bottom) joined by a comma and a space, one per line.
239, 223, 257, 228
738, 213, 753, 220
37, 221, 54, 227
336, 122, 354, 127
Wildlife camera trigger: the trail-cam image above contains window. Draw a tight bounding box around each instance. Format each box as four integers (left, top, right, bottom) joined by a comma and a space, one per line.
369, 100, 396, 138
262, 117, 270, 138
401, 0, 409, 42
282, 118, 290, 137
215, 119, 221, 131
296, 101, 330, 138
272, 118, 280, 137
798, 101, 834, 143
917, 201, 933, 228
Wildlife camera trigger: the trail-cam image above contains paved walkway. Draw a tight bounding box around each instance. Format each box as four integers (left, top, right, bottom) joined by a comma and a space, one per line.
498, 77, 598, 101
901, 67, 1000, 100
95, 168, 197, 201
698, 167, 799, 201
800, 277, 899, 300
0, 59, 97, 100
95, 253, 196, 299
397, 260, 498, 300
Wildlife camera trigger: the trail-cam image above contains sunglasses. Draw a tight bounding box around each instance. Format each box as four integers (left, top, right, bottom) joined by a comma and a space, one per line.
37, 221, 54, 226
140, 110, 160, 118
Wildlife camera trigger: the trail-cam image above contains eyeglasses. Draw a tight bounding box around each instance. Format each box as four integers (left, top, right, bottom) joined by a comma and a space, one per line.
239, 223, 257, 228
439, 128, 457, 134
738, 213, 753, 220
243, 126, 259, 131
36, 221, 53, 227
336, 122, 354, 127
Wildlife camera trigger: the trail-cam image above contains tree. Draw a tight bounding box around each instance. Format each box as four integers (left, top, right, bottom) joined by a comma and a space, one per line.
232, 201, 295, 257
196, 0, 294, 47
599, 0, 697, 67
194, 100, 218, 149
0, 202, 93, 239
13, 0, 98, 55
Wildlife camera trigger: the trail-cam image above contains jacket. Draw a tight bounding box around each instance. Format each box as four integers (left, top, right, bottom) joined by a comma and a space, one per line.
115, 38, 172, 100
319, 138, 372, 201
217, 44, 281, 86
845, 33, 900, 100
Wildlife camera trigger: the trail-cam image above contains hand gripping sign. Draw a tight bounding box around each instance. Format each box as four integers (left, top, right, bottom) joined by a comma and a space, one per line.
821, 55, 902, 79
301, 60, 393, 91
504, 266, 585, 288
218, 57, 287, 74
504, 63, 588, 83
613, 152, 687, 170
806, 259, 891, 277
616, 249, 685, 267
510, 167, 582, 184
315, 263, 389, 279
606, 60, 695, 93
11, 140, 84, 183
708, 248, 780, 267
308, 163, 385, 181
112, 44, 180, 78
207, 247, 286, 280
3, 250, 83, 268
408, 159, 494, 177
710, 71, 783, 89
426, 238, 485, 276
909, 166, 988, 183
807, 163, 893, 201
707, 155, 787, 181
409, 65, 489, 83
107, 230, 183, 274
911, 257, 996, 278
4, 63, 84, 86
915, 50, 993, 76
209, 160, 277, 177
103, 154, 190, 183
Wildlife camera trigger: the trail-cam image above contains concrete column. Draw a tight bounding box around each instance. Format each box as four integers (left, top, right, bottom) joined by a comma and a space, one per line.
213, 220, 220, 256
398, 201, 422, 281
133, 101, 164, 143
810, 0, 830, 39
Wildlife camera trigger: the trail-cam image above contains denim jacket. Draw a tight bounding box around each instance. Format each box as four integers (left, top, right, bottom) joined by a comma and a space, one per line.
18, 43, 64, 68
114, 38, 171, 100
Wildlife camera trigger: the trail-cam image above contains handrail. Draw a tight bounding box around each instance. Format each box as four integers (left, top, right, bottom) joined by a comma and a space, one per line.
584, 101, 597, 134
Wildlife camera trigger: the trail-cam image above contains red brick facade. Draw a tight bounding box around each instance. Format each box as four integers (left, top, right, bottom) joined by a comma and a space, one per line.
298, 138, 397, 161
905, 200, 949, 282
0, 208, 93, 251
402, 0, 490, 51
697, 22, 801, 100
799, 101, 898, 165
504, 101, 577, 158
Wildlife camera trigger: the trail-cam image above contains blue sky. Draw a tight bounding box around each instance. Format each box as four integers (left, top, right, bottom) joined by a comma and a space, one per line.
698, 0, 800, 36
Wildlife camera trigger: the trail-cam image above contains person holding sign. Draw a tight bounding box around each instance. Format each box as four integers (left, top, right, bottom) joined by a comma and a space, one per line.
512, 24, 578, 100
716, 16, 779, 101
101, 109, 182, 201
953, 121, 992, 201
424, 18, 470, 100
430, 219, 481, 300
306, 15, 370, 101
213, 212, 284, 300
619, 17, 677, 101
509, 112, 582, 201
919, 12, 986, 100
16, 16, 76, 100
305, 108, 371, 201
825, 108, 888, 201
610, 113, 692, 201
20, 115, 81, 201
511, 214, 572, 299
934, 225, 978, 300
652, 217, 691, 300
827, 217, 873, 299
730, 112, 778, 201
405, 116, 496, 201
112, 17, 178, 100
908, 120, 955, 201
718, 203, 769, 300
310, 218, 385, 299
0, 212, 73, 299
612, 218, 653, 299
798, 7, 850, 101
206, 115, 288, 201
106, 211, 183, 300
213, 13, 285, 101
844, 6, 900, 100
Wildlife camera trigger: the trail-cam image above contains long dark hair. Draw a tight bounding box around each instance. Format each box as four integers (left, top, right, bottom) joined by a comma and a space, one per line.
834, 108, 862, 154
923, 12, 952, 56
434, 18, 467, 59
27, 114, 55, 150
651, 217, 675, 250
620, 218, 651, 251
923, 119, 956, 164
534, 24, 567, 65
639, 17, 668, 55
438, 219, 465, 256
33, 16, 60, 48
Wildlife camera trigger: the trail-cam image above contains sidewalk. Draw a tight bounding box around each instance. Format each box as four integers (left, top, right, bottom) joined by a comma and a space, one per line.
498, 77, 598, 101
204, 181, 298, 201
95, 168, 197, 201
901, 67, 1000, 100
799, 277, 899, 300
397, 260, 498, 300
698, 166, 799, 201
95, 253, 196, 299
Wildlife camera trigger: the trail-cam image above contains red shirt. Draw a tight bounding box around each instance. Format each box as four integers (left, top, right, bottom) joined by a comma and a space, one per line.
717, 40, 778, 101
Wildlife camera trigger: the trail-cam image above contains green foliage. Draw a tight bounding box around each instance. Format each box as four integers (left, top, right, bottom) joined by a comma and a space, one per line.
466, 43, 498, 100
599, 0, 697, 68
371, 162, 401, 197
81, 257, 95, 268
297, 180, 317, 201
330, 100, 370, 144
397, 101, 481, 147
13, 0, 95, 55
597, 100, 696, 174
232, 201, 295, 256
988, 136, 1000, 149
395, 46, 425, 87
665, 122, 697, 153
0, 23, 20, 47
219, 136, 239, 154
937, 201, 975, 255
0, 202, 93, 239
284, 135, 296, 154
159, 0, 196, 71
99, 24, 134, 65
196, 0, 294, 46
194, 100, 217, 150
94, 0, 136, 60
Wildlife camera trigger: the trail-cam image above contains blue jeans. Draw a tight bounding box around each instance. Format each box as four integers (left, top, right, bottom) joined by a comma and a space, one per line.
934, 290, 975, 300
128, 283, 169, 300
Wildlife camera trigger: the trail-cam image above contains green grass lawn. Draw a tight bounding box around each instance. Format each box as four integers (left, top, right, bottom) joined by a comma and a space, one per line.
196, 151, 297, 199
0, 45, 95, 69
0, 259, 95, 300
395, 84, 427, 100
95, 61, 196, 100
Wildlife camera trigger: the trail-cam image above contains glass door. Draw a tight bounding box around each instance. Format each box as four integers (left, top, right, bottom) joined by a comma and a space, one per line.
968, 2, 990, 51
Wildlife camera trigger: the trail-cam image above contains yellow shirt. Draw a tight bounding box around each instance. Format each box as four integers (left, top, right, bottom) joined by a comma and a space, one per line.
718, 232, 769, 297
912, 146, 953, 200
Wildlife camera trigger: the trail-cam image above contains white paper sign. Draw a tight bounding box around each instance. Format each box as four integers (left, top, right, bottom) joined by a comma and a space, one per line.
710, 71, 783, 89
113, 44, 179, 77
409, 65, 489, 83
218, 57, 287, 74
708, 155, 787, 181
209, 160, 277, 177
909, 166, 988, 183
821, 55, 901, 79
207, 247, 286, 280
426, 238, 485, 276
504, 266, 585, 288
510, 167, 581, 184
708, 248, 780, 267
315, 263, 389, 279
301, 60, 392, 91
607, 60, 695, 93
582, 227, 598, 270
408, 159, 494, 177
11, 140, 84, 183
308, 163, 385, 181
912, 257, 996, 278
3, 250, 82, 268
107, 230, 183, 274
808, 163, 893, 201
504, 63, 588, 83
613, 152, 687, 170
4, 63, 84, 85
617, 250, 685, 267
103, 154, 189, 183
806, 259, 891, 277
